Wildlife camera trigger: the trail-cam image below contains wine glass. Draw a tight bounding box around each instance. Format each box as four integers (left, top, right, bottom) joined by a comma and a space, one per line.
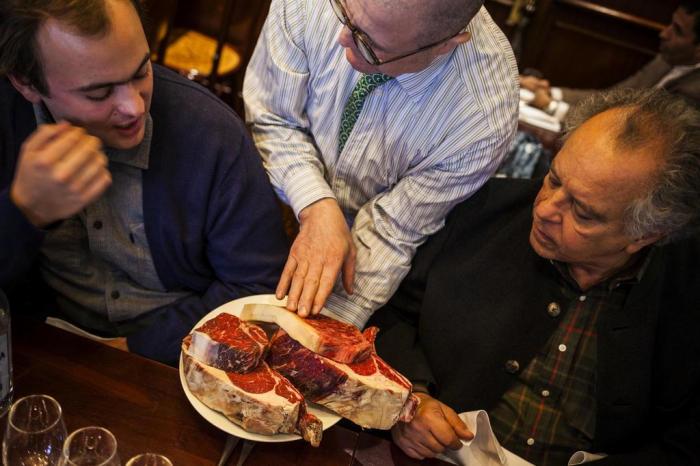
125, 453, 172, 466
61, 427, 120, 466
2, 394, 67, 466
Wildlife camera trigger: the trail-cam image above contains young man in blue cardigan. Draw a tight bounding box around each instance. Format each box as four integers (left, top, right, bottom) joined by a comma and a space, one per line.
0, 0, 288, 365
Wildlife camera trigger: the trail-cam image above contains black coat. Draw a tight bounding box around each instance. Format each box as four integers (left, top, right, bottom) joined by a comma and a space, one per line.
371, 178, 700, 465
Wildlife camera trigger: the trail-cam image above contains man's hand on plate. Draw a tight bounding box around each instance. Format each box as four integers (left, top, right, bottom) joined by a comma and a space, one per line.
391, 392, 473, 460
276, 198, 356, 317
10, 122, 111, 228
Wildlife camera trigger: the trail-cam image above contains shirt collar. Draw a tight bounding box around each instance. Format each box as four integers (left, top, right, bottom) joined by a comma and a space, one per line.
393, 49, 454, 103
32, 102, 152, 170
550, 247, 654, 292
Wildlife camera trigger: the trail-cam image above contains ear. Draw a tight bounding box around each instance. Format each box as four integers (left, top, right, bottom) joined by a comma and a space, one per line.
624, 233, 663, 255
434, 31, 471, 56
7, 75, 44, 104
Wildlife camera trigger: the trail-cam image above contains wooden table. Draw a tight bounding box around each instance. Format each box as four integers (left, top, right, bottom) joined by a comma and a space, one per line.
8, 318, 447, 465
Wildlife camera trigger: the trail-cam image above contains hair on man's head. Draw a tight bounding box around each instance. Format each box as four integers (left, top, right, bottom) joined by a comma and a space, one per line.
0, 0, 144, 95
562, 88, 700, 245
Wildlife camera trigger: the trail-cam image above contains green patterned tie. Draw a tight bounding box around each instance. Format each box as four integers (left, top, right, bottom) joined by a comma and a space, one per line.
338, 73, 392, 154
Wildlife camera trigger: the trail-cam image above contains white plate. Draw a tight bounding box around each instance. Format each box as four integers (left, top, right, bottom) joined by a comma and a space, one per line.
179, 294, 341, 442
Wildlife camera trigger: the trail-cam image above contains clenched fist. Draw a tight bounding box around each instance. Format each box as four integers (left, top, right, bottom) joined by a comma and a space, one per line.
10, 122, 112, 227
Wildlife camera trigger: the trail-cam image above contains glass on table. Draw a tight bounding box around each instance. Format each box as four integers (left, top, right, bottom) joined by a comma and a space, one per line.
125, 453, 172, 466
2, 394, 68, 466
61, 426, 120, 466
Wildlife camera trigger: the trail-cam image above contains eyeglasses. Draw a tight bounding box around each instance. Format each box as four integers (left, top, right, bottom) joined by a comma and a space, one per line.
329, 0, 466, 66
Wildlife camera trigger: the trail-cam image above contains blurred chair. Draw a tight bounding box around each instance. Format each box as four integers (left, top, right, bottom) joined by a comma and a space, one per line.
145, 0, 271, 114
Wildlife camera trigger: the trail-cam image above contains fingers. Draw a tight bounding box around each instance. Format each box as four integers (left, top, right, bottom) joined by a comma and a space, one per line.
21, 121, 71, 153
444, 407, 473, 443
276, 256, 296, 300
312, 266, 339, 315
297, 262, 322, 317
286, 259, 309, 313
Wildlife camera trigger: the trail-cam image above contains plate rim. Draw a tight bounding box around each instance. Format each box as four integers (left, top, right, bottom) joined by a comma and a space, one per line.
178, 294, 341, 442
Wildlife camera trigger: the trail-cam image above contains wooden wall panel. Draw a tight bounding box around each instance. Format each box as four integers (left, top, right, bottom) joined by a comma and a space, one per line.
485, 0, 682, 88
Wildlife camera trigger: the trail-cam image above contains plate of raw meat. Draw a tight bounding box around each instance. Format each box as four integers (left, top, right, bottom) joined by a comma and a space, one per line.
180, 294, 419, 446
179, 294, 340, 444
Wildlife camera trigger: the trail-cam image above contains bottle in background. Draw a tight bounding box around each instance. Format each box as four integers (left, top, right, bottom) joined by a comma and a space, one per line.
0, 290, 13, 417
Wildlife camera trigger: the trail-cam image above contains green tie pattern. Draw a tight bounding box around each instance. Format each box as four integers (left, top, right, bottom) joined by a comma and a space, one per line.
338, 73, 392, 154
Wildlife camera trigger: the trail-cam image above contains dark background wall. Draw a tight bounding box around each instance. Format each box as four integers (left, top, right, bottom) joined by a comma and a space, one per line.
485, 0, 681, 87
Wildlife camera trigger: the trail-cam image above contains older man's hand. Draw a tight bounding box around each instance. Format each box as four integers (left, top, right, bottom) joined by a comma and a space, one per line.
10, 122, 111, 228
276, 198, 356, 317
391, 392, 473, 460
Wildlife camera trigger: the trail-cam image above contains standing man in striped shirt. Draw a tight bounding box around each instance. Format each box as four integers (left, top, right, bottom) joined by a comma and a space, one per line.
244, 0, 518, 328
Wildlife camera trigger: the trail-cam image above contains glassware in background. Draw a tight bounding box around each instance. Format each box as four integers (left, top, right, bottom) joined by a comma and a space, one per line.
61, 427, 120, 466
2, 394, 67, 466
0, 290, 13, 416
125, 453, 173, 466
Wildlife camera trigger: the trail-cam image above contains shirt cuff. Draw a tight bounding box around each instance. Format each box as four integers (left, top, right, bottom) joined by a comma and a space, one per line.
283, 167, 336, 219
550, 87, 563, 101
322, 293, 370, 329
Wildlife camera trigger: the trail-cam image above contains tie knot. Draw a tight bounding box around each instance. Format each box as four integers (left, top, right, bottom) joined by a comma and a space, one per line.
356, 73, 393, 94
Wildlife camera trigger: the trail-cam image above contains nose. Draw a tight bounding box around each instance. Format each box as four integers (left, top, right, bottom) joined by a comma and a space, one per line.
337, 25, 354, 48
534, 189, 565, 224
114, 83, 145, 118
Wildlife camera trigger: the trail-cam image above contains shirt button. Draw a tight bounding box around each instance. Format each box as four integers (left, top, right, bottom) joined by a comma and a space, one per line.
526, 438, 535, 446
111, 290, 120, 300
547, 302, 561, 317
93, 220, 103, 230
558, 344, 567, 352
541, 389, 550, 397
579, 295, 586, 302
505, 359, 520, 374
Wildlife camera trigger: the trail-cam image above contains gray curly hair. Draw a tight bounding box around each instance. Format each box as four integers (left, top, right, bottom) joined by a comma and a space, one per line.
562, 88, 700, 244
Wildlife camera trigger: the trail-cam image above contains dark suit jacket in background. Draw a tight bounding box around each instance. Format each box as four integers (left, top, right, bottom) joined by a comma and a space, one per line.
561, 55, 700, 108
371, 178, 700, 465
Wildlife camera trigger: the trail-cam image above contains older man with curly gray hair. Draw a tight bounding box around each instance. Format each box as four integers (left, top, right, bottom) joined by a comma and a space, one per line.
372, 87, 700, 465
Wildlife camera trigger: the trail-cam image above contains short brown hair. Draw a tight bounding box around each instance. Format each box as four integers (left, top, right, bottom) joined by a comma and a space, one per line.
0, 0, 143, 95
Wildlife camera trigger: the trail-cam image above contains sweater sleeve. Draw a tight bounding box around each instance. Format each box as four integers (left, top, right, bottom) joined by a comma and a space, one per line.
0, 187, 46, 290
127, 119, 288, 366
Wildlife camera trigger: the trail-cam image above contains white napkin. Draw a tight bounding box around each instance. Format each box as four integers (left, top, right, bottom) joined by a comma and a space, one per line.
436, 410, 534, 466
435, 410, 607, 466
518, 101, 561, 133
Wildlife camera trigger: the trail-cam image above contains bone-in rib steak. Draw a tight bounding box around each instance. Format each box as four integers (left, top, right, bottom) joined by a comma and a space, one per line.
267, 327, 419, 430
189, 313, 268, 373
182, 337, 322, 446
239, 304, 371, 363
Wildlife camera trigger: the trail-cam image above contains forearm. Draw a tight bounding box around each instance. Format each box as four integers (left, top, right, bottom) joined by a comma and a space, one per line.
126, 280, 271, 365
243, 0, 333, 215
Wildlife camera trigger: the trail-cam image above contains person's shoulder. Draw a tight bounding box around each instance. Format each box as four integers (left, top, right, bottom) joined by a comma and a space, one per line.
447, 178, 539, 229
150, 65, 244, 131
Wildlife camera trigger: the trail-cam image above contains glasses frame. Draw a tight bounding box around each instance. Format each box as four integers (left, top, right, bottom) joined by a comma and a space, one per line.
330, 0, 466, 66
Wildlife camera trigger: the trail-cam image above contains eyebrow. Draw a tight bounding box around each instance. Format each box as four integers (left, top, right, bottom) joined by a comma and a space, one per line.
74, 53, 150, 92
550, 165, 606, 221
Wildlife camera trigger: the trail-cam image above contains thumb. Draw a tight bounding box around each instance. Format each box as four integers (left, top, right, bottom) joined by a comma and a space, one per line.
444, 408, 473, 441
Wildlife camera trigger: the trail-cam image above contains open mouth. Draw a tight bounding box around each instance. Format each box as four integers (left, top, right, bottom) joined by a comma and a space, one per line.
114, 117, 143, 136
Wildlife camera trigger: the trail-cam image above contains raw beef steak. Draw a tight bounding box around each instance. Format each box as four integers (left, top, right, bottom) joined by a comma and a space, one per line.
240, 304, 371, 363
189, 313, 268, 372
267, 327, 419, 430
182, 337, 322, 446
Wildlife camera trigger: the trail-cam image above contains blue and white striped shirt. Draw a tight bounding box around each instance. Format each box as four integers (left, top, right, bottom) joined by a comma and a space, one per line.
244, 0, 518, 328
